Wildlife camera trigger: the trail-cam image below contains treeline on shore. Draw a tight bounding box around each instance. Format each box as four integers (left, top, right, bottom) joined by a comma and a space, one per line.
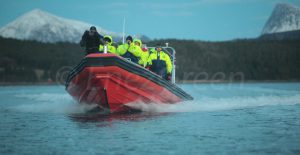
0, 37, 300, 84
148, 39, 300, 82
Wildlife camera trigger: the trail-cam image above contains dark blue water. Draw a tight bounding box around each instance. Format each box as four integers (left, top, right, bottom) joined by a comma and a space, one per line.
1, 83, 300, 154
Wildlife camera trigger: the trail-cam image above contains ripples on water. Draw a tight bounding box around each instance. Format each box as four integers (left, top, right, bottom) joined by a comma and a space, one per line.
1, 83, 300, 154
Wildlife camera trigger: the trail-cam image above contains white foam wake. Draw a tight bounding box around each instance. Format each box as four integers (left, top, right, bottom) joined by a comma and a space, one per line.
12, 93, 97, 114
11, 92, 300, 114
126, 94, 300, 113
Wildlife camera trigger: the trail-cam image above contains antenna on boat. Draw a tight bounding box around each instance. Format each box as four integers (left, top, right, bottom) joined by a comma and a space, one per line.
122, 17, 126, 44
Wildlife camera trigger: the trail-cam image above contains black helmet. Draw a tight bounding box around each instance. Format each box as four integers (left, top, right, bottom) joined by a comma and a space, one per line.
126, 35, 133, 42
90, 26, 97, 31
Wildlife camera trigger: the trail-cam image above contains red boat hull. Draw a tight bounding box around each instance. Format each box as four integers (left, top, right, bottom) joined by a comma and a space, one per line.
66, 54, 193, 113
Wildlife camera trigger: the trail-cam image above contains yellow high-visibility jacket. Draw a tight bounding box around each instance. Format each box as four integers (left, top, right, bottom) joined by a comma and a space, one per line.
140, 49, 149, 67
117, 43, 130, 56
99, 35, 117, 54
132, 39, 148, 67
117, 42, 142, 57
147, 49, 172, 74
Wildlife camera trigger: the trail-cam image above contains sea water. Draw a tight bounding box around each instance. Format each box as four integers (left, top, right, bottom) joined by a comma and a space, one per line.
0, 83, 300, 155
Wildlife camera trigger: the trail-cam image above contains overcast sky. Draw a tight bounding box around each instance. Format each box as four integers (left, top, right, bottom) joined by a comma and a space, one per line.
0, 0, 299, 41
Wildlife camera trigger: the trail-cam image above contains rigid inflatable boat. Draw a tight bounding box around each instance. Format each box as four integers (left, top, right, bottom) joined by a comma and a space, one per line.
65, 47, 193, 113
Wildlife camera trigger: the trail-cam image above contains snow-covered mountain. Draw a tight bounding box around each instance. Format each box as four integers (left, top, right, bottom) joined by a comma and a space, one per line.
262, 3, 300, 34
0, 9, 123, 43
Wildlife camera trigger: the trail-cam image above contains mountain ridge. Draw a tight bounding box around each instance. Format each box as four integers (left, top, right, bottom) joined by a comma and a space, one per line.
262, 3, 300, 34
0, 9, 123, 43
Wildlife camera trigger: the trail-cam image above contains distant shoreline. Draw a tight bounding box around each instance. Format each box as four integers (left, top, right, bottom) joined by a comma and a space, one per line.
0, 82, 59, 86
1, 80, 300, 86
177, 80, 300, 84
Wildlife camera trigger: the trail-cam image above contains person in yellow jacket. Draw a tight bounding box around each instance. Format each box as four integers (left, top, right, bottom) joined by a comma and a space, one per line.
141, 44, 150, 67
99, 35, 117, 54
117, 36, 141, 64
133, 38, 149, 67
147, 46, 172, 80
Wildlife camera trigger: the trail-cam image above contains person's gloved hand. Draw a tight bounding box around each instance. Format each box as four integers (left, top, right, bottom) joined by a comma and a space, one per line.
167, 74, 171, 81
